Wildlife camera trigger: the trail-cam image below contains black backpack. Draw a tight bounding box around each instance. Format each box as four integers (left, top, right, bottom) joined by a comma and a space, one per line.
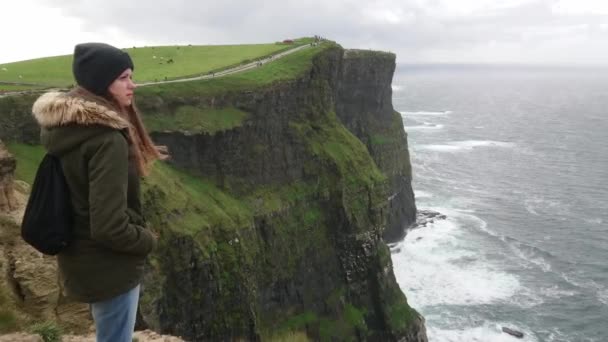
21, 153, 73, 255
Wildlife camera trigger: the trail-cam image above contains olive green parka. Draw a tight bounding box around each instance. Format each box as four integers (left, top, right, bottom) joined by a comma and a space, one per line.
32, 90, 156, 303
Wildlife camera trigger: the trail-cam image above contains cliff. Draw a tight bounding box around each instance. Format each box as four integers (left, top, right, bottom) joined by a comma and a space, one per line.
334, 50, 416, 242
0, 43, 424, 341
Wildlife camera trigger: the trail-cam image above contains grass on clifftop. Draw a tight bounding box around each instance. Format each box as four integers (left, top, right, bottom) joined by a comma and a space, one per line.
0, 40, 310, 90
137, 42, 335, 98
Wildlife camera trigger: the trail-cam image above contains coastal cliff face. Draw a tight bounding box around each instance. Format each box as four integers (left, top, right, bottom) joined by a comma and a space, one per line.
334, 50, 417, 243
0, 44, 424, 341
135, 46, 424, 341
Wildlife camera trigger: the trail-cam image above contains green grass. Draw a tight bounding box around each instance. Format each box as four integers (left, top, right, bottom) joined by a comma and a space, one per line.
144, 106, 250, 134
0, 41, 310, 90
126, 43, 295, 82
0, 84, 44, 92
268, 331, 310, 342
143, 162, 253, 235
291, 111, 386, 186
370, 134, 392, 146
279, 312, 318, 331
387, 300, 417, 333
243, 181, 317, 214
4, 143, 45, 184
29, 321, 62, 342
137, 43, 334, 98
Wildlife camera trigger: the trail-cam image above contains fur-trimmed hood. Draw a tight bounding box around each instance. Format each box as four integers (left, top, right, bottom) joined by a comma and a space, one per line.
32, 91, 130, 129
32, 91, 131, 156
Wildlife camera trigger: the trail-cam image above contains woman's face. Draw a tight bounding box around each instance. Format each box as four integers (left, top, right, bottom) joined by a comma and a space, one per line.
108, 68, 136, 107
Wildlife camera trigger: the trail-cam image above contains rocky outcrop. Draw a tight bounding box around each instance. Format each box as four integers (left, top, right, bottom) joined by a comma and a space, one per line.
0, 140, 92, 335
0, 140, 17, 212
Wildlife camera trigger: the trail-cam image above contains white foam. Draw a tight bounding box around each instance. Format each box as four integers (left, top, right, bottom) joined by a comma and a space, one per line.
414, 190, 433, 198
598, 288, 608, 305
400, 110, 452, 116
392, 214, 520, 308
417, 140, 515, 152
558, 276, 608, 307
455, 210, 556, 274
541, 285, 577, 299
404, 124, 445, 131
429, 323, 538, 342
392, 84, 403, 91
506, 243, 552, 272
584, 217, 603, 225
524, 196, 565, 217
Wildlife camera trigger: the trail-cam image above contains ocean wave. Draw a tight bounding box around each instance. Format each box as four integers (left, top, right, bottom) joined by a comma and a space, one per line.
392, 84, 403, 91
400, 110, 452, 116
597, 288, 608, 305
558, 276, 608, 307
504, 237, 555, 273
459, 211, 557, 273
404, 123, 445, 131
541, 285, 577, 299
392, 215, 520, 307
584, 217, 604, 225
416, 140, 515, 152
414, 190, 433, 198
524, 196, 568, 217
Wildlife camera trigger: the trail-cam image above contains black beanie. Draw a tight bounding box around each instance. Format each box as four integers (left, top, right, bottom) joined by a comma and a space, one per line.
72, 43, 134, 95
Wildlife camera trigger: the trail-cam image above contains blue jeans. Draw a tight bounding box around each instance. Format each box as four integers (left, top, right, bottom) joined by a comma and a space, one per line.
91, 285, 140, 342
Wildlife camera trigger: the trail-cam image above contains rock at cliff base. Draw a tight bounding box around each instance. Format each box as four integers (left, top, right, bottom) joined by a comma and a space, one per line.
411, 209, 447, 228
502, 326, 524, 338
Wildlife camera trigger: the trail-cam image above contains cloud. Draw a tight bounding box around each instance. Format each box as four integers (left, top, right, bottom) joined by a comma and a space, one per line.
4, 0, 608, 65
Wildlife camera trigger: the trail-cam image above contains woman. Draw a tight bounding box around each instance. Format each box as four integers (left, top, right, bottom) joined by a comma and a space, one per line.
32, 42, 166, 342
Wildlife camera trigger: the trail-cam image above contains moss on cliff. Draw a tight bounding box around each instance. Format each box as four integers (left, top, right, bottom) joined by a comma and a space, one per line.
145, 106, 250, 134
143, 162, 252, 235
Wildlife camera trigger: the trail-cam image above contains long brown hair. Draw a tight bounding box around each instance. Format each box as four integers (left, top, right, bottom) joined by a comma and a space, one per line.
70, 86, 168, 176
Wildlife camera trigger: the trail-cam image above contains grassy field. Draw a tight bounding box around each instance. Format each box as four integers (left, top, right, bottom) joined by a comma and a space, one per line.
138, 42, 334, 98
0, 39, 312, 91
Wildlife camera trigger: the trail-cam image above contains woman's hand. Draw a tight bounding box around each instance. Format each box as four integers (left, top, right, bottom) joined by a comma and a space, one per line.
156, 145, 170, 160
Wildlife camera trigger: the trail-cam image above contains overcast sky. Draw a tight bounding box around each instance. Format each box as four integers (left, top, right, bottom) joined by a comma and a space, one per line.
1, 0, 607, 65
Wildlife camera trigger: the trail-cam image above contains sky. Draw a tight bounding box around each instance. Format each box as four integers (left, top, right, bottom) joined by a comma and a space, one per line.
1, 0, 607, 65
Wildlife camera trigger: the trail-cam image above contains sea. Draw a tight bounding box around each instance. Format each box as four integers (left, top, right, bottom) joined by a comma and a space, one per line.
390, 64, 608, 342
